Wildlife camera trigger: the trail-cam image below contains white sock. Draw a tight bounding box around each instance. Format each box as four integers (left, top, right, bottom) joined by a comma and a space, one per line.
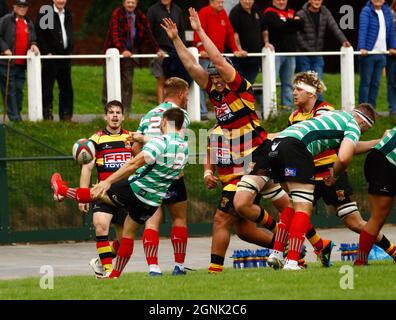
149, 264, 161, 273
285, 259, 298, 267
175, 263, 184, 270
271, 250, 284, 259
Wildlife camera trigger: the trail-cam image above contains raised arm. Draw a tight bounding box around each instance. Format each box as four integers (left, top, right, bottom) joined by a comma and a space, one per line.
188, 7, 235, 82
161, 17, 208, 88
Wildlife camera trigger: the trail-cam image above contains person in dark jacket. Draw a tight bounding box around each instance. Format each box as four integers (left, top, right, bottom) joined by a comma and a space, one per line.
0, 0, 39, 121
0, 0, 9, 18
264, 0, 303, 109
358, 0, 396, 109
35, 0, 74, 121
229, 0, 274, 86
103, 0, 164, 117
296, 0, 351, 82
387, 0, 396, 115
147, 0, 190, 103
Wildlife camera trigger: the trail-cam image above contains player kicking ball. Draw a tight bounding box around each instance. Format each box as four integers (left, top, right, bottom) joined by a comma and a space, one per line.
51, 108, 189, 278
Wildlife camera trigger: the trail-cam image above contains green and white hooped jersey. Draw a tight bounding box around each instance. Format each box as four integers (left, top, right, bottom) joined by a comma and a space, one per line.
128, 133, 189, 206
137, 102, 190, 137
374, 126, 396, 167
277, 111, 361, 157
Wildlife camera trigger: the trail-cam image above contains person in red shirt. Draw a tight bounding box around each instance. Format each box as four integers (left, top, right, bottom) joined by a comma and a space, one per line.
0, 0, 39, 121
193, 0, 246, 120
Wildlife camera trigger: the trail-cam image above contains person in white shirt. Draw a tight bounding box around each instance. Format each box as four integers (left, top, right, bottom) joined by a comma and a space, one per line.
358, 0, 396, 109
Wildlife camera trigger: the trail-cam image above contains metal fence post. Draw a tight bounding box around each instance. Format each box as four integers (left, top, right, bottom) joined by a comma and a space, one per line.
340, 46, 355, 112
27, 51, 43, 121
105, 48, 122, 103
262, 47, 277, 119
187, 47, 201, 122
0, 124, 9, 241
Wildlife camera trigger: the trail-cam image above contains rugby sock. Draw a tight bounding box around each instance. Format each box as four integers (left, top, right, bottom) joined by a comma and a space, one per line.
110, 237, 134, 278
273, 207, 294, 252
208, 254, 224, 273
142, 228, 159, 265
171, 226, 188, 264
59, 187, 92, 203
75, 188, 92, 203
376, 235, 396, 259
356, 230, 376, 265
96, 235, 113, 273
306, 224, 324, 252
111, 240, 120, 258
256, 207, 277, 232
287, 211, 310, 261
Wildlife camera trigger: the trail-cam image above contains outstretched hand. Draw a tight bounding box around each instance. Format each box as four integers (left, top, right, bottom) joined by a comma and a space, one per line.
161, 18, 179, 41
188, 7, 202, 32
91, 181, 111, 200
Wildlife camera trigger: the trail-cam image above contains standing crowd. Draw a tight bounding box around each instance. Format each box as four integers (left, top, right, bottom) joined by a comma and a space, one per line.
0, 0, 396, 121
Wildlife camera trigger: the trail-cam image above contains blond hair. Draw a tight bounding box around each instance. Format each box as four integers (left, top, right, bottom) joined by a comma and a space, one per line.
163, 77, 189, 98
293, 71, 327, 94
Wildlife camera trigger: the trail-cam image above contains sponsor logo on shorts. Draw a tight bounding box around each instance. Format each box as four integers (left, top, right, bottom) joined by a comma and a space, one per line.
284, 167, 297, 177
164, 190, 177, 199
220, 196, 229, 209
336, 190, 345, 201
271, 141, 280, 151
103, 152, 132, 169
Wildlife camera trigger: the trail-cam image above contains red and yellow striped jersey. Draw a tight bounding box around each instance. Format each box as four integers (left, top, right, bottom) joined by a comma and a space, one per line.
89, 128, 133, 181
288, 100, 337, 179
208, 125, 245, 192
206, 70, 267, 161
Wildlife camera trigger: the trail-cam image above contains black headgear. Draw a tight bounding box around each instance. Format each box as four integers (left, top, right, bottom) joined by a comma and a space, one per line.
206, 57, 234, 76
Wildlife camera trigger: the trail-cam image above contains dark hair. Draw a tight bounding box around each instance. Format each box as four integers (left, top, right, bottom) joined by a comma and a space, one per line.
207, 56, 234, 76
163, 77, 189, 98
355, 103, 377, 125
104, 100, 124, 114
391, 0, 396, 11
163, 108, 185, 130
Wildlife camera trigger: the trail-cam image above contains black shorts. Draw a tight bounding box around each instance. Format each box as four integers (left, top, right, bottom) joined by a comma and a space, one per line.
364, 149, 396, 197
162, 177, 188, 205
313, 172, 354, 207
268, 137, 315, 184
106, 179, 158, 224
217, 190, 262, 217
249, 139, 272, 176
91, 201, 128, 226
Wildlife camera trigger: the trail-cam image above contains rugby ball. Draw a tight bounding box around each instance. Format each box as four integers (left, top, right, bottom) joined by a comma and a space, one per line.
72, 138, 95, 164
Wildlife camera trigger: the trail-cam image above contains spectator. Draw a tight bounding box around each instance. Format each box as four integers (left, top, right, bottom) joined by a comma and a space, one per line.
387, 0, 396, 116
103, 0, 164, 117
0, 0, 39, 122
147, 0, 190, 103
35, 0, 73, 121
358, 0, 396, 109
229, 0, 274, 85
295, 0, 351, 85
264, 0, 303, 109
0, 0, 8, 18
193, 0, 246, 121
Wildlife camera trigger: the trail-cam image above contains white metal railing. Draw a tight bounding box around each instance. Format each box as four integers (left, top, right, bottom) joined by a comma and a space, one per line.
1, 47, 391, 122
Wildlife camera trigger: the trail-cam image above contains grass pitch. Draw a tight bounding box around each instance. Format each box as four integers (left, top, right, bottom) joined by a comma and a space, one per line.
1, 261, 395, 300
